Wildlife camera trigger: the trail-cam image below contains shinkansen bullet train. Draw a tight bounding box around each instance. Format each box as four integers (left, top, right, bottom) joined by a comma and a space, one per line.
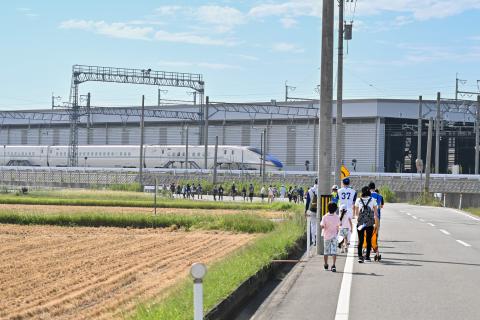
0, 145, 283, 170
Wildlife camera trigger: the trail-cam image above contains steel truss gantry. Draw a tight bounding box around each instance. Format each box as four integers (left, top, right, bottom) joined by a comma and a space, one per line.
68, 64, 204, 166
0, 107, 200, 123
208, 101, 319, 118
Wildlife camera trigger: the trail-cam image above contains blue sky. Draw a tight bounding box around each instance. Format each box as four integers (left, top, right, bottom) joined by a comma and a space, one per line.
1, 0, 480, 109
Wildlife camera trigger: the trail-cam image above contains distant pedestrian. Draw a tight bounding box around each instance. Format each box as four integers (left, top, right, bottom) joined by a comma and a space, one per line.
260, 186, 266, 202
248, 183, 254, 202
219, 185, 224, 201
241, 185, 247, 201
280, 185, 286, 199
320, 202, 341, 272
331, 185, 339, 204
354, 186, 378, 263
268, 185, 274, 203
176, 185, 182, 198
212, 185, 218, 201
170, 183, 175, 198
305, 179, 319, 247
191, 183, 197, 199
288, 186, 293, 202
231, 182, 237, 201
298, 187, 304, 203
197, 184, 203, 199
292, 186, 298, 203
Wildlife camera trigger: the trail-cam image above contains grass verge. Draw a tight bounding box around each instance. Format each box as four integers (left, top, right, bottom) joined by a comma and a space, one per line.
0, 211, 275, 233
0, 190, 297, 211
409, 193, 442, 207
130, 214, 304, 320
464, 208, 480, 217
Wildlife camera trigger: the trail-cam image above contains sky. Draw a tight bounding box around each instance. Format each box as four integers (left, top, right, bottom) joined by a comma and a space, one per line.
1, 0, 480, 110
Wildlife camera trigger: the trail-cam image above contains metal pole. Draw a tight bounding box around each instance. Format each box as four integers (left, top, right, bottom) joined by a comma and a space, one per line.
262, 128, 266, 184
154, 178, 157, 215
260, 131, 263, 176
335, 0, 344, 186
317, 0, 334, 255
417, 95, 422, 166
425, 118, 433, 193
139, 95, 145, 187
204, 96, 209, 169
185, 126, 189, 169
213, 136, 218, 185
475, 95, 480, 175
87, 92, 91, 145
435, 92, 441, 174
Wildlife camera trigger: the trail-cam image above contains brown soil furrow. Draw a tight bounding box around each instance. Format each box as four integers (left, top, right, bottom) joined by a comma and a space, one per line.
0, 224, 255, 320
10, 237, 231, 319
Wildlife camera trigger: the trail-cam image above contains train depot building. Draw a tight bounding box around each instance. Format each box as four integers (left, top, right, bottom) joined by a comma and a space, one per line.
0, 98, 476, 173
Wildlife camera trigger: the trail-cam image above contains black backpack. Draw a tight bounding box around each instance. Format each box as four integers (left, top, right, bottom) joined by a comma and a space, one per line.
358, 198, 375, 227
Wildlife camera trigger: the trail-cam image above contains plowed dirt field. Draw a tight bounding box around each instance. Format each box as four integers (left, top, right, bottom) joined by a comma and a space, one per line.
0, 204, 286, 219
0, 224, 255, 320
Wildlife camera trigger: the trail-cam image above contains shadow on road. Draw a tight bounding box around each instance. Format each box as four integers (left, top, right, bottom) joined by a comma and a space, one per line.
382, 257, 480, 267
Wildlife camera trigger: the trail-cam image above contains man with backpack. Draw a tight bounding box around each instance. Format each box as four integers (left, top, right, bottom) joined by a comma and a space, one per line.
354, 186, 379, 263
305, 178, 319, 247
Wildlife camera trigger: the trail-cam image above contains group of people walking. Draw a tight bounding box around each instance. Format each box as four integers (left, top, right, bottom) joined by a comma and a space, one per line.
305, 178, 384, 272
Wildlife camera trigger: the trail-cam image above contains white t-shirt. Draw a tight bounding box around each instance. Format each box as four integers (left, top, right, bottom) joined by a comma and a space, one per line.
354, 197, 378, 219
340, 211, 353, 229
338, 187, 357, 213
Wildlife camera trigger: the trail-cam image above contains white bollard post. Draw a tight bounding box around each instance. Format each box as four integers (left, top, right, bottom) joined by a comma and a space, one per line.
191, 263, 207, 320
306, 215, 311, 258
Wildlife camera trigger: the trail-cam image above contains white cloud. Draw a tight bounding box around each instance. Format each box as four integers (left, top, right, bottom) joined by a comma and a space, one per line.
248, 1, 320, 18
233, 54, 260, 61
356, 0, 480, 20
281, 17, 298, 28
154, 30, 237, 46
272, 42, 305, 53
196, 6, 246, 33
158, 60, 240, 70
155, 6, 183, 16
60, 20, 153, 40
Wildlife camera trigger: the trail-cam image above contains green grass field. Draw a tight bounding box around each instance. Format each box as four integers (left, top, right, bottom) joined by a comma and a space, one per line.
465, 208, 480, 217
0, 189, 297, 211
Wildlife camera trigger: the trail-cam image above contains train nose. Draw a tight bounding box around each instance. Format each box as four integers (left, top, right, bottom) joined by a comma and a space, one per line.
265, 154, 283, 168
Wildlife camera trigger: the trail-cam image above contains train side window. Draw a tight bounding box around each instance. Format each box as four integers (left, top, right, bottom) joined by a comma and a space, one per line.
224, 150, 227, 155
182, 152, 185, 156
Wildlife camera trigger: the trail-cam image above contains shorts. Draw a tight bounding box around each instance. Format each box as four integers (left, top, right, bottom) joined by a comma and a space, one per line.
324, 238, 338, 256
339, 228, 350, 239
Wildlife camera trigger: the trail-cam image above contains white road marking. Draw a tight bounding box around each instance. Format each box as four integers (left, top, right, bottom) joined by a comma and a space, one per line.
428, 223, 435, 227
406, 212, 411, 216
419, 219, 425, 222
439, 229, 450, 235
453, 209, 480, 222
334, 225, 358, 320
456, 240, 472, 247
412, 216, 418, 219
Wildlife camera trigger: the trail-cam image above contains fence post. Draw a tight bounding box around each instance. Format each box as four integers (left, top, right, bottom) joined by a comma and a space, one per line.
459, 193, 463, 210
190, 263, 207, 320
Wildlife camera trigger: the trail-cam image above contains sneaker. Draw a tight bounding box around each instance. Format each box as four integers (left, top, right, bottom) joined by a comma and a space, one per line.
365, 257, 372, 263
331, 265, 336, 272
358, 257, 364, 263
324, 264, 329, 270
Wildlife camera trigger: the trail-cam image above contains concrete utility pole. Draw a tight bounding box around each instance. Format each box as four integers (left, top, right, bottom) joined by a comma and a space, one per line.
425, 118, 433, 193
185, 125, 189, 169
417, 96, 422, 165
262, 128, 267, 184
317, 0, 335, 255
435, 92, 441, 174
335, 0, 344, 185
213, 136, 218, 185
139, 95, 145, 187
476, 95, 480, 174
204, 96, 209, 169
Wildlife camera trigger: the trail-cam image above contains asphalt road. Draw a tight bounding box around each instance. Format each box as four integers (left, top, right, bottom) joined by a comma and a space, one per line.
252, 203, 480, 320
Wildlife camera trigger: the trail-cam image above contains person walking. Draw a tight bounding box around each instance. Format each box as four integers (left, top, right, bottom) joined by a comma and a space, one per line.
241, 185, 247, 201
248, 183, 254, 203
331, 185, 339, 204
305, 178, 319, 248
354, 186, 378, 263
260, 185, 266, 202
338, 178, 357, 218
298, 186, 304, 203
213, 185, 218, 201
268, 185, 274, 203
231, 182, 237, 201
338, 204, 353, 253
320, 202, 341, 272
219, 185, 224, 201
197, 184, 203, 199
280, 185, 286, 200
